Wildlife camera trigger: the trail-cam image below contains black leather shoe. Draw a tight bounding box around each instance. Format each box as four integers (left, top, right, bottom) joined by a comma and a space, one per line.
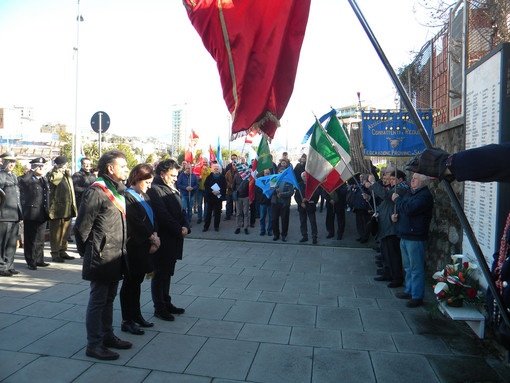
86, 346, 119, 360
202, 228, 208, 232
273, 235, 280, 241
214, 227, 219, 232
374, 276, 391, 282
235, 228, 241, 234
103, 335, 132, 349
337, 235, 343, 240
36, 262, 50, 267
0, 270, 12, 277
168, 304, 185, 315
281, 235, 287, 242
154, 311, 175, 321
60, 253, 75, 260
326, 233, 334, 238
260, 232, 265, 236
244, 229, 249, 235
312, 238, 318, 245
387, 281, 403, 288
299, 237, 308, 243
8, 269, 20, 275
52, 257, 65, 263
27, 265, 37, 270
121, 320, 144, 335
197, 219, 202, 224
134, 316, 154, 328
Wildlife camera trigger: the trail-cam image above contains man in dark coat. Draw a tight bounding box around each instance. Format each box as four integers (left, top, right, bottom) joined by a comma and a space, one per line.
147, 159, 189, 321
19, 157, 50, 270
203, 163, 227, 232
47, 155, 77, 262
392, 173, 434, 308
75, 150, 132, 361
295, 172, 319, 244
72, 157, 96, 210
0, 151, 23, 277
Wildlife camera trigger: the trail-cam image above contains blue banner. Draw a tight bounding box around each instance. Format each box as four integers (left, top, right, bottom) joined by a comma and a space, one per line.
255, 167, 300, 198
361, 109, 433, 157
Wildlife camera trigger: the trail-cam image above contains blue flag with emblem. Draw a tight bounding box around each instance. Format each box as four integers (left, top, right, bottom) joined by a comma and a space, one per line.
361, 109, 433, 158
255, 167, 300, 198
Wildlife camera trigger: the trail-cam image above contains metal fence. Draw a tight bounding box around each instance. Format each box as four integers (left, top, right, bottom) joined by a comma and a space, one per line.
398, 0, 510, 128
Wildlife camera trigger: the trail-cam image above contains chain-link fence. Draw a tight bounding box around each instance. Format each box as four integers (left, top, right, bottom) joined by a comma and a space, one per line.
398, 0, 510, 128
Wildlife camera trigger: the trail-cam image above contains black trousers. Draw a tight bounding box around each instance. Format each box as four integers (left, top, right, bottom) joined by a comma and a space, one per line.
298, 204, 317, 239
120, 271, 145, 321
0, 221, 19, 272
325, 203, 346, 238
204, 198, 223, 230
271, 204, 290, 237
355, 210, 370, 241
249, 201, 257, 226
24, 220, 46, 267
381, 235, 403, 283
151, 254, 177, 313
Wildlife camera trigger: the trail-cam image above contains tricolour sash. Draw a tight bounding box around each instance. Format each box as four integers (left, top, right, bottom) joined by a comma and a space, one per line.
92, 177, 126, 217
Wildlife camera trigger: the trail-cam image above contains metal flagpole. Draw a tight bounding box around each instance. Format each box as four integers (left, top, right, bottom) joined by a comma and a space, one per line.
347, 0, 510, 326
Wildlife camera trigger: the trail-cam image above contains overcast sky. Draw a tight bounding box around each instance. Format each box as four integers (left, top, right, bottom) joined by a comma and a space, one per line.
0, 0, 440, 152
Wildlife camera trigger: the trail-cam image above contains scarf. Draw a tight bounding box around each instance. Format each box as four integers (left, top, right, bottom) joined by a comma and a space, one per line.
126, 188, 154, 226
92, 177, 126, 217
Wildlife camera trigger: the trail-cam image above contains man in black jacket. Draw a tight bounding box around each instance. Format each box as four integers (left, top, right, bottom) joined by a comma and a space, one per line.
75, 150, 131, 361
203, 163, 227, 232
72, 157, 96, 210
19, 157, 50, 270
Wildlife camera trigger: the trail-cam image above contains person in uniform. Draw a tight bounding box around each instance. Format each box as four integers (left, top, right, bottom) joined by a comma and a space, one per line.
18, 157, 50, 270
0, 151, 23, 277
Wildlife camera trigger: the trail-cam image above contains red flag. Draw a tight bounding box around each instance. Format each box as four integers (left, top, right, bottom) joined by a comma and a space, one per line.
192, 130, 199, 140
245, 130, 257, 144
192, 153, 203, 177
249, 158, 257, 202
184, 0, 311, 139
185, 151, 193, 163
209, 145, 217, 163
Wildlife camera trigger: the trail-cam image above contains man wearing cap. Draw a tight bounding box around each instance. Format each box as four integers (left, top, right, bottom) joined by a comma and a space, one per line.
0, 151, 23, 277
19, 158, 50, 270
72, 157, 96, 210
47, 156, 77, 262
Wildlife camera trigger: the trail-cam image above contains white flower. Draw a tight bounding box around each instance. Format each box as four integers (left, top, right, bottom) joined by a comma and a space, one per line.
468, 262, 478, 270
451, 254, 465, 261
434, 282, 448, 294
432, 271, 443, 279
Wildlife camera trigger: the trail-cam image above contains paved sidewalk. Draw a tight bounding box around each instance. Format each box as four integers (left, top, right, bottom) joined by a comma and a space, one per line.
1, 209, 509, 382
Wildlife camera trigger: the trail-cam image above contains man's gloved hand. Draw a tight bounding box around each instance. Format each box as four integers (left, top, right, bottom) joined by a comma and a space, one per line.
406, 147, 451, 179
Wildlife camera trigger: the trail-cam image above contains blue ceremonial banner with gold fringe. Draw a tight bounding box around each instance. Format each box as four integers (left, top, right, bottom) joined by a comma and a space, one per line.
361, 109, 433, 158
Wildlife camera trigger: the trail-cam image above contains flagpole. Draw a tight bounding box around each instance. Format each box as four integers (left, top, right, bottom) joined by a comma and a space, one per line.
347, 0, 510, 327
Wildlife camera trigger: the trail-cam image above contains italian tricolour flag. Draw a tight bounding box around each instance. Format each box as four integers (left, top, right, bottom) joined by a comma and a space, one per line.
305, 119, 351, 199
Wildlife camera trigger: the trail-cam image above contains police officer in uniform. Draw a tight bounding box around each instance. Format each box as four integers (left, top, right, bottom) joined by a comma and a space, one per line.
19, 157, 50, 270
0, 151, 23, 277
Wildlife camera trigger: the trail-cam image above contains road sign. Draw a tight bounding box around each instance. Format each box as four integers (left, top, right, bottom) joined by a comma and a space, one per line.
90, 111, 110, 133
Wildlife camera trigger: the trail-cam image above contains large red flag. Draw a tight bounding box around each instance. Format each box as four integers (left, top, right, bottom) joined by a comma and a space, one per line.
209, 145, 217, 163
184, 0, 311, 139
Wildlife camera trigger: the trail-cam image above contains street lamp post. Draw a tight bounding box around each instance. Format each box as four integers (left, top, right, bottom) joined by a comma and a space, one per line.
73, 0, 84, 173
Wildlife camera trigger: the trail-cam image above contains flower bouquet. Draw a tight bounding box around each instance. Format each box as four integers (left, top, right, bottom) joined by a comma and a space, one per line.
432, 254, 483, 307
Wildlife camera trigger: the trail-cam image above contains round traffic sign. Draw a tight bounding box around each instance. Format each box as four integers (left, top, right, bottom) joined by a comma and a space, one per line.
90, 111, 110, 133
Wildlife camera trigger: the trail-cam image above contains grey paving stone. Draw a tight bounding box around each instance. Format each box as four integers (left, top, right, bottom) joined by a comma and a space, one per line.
290, 261, 321, 273
210, 274, 253, 289
370, 351, 440, 383
376, 297, 423, 311
355, 284, 394, 299
181, 264, 216, 273
290, 327, 341, 348
342, 331, 397, 351
204, 257, 239, 267
182, 285, 226, 298
258, 291, 299, 304
239, 268, 274, 277
233, 259, 267, 269
0, 316, 66, 351
272, 270, 305, 280
0, 313, 25, 330
73, 363, 150, 383
60, 288, 90, 305
127, 333, 206, 372
246, 276, 285, 292
269, 303, 316, 327
2, 355, 91, 383
21, 321, 86, 357
211, 266, 244, 275
392, 333, 452, 355
187, 318, 243, 339
0, 350, 39, 381
15, 300, 74, 319
247, 343, 312, 383
219, 288, 261, 301
403, 311, 461, 336
319, 281, 356, 297
282, 280, 319, 295
0, 297, 37, 313
185, 338, 258, 380
144, 370, 212, 383
260, 261, 292, 272
27, 283, 89, 302
360, 308, 412, 333
169, 283, 192, 295
313, 348, 375, 383
52, 304, 87, 322
178, 272, 222, 287
338, 296, 378, 308
185, 297, 235, 320
149, 315, 198, 334
170, 294, 197, 310
237, 323, 291, 344
317, 307, 363, 331
224, 300, 275, 324
298, 293, 338, 307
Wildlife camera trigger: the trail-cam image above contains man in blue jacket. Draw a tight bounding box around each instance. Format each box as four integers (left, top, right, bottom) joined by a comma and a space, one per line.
392, 173, 434, 308
176, 163, 199, 224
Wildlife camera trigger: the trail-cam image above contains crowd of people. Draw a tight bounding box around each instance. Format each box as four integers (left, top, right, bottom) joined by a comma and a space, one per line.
0, 147, 437, 360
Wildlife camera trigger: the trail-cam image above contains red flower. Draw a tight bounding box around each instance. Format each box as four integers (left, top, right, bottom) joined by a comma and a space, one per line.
438, 291, 446, 299
467, 288, 477, 298
463, 262, 469, 268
